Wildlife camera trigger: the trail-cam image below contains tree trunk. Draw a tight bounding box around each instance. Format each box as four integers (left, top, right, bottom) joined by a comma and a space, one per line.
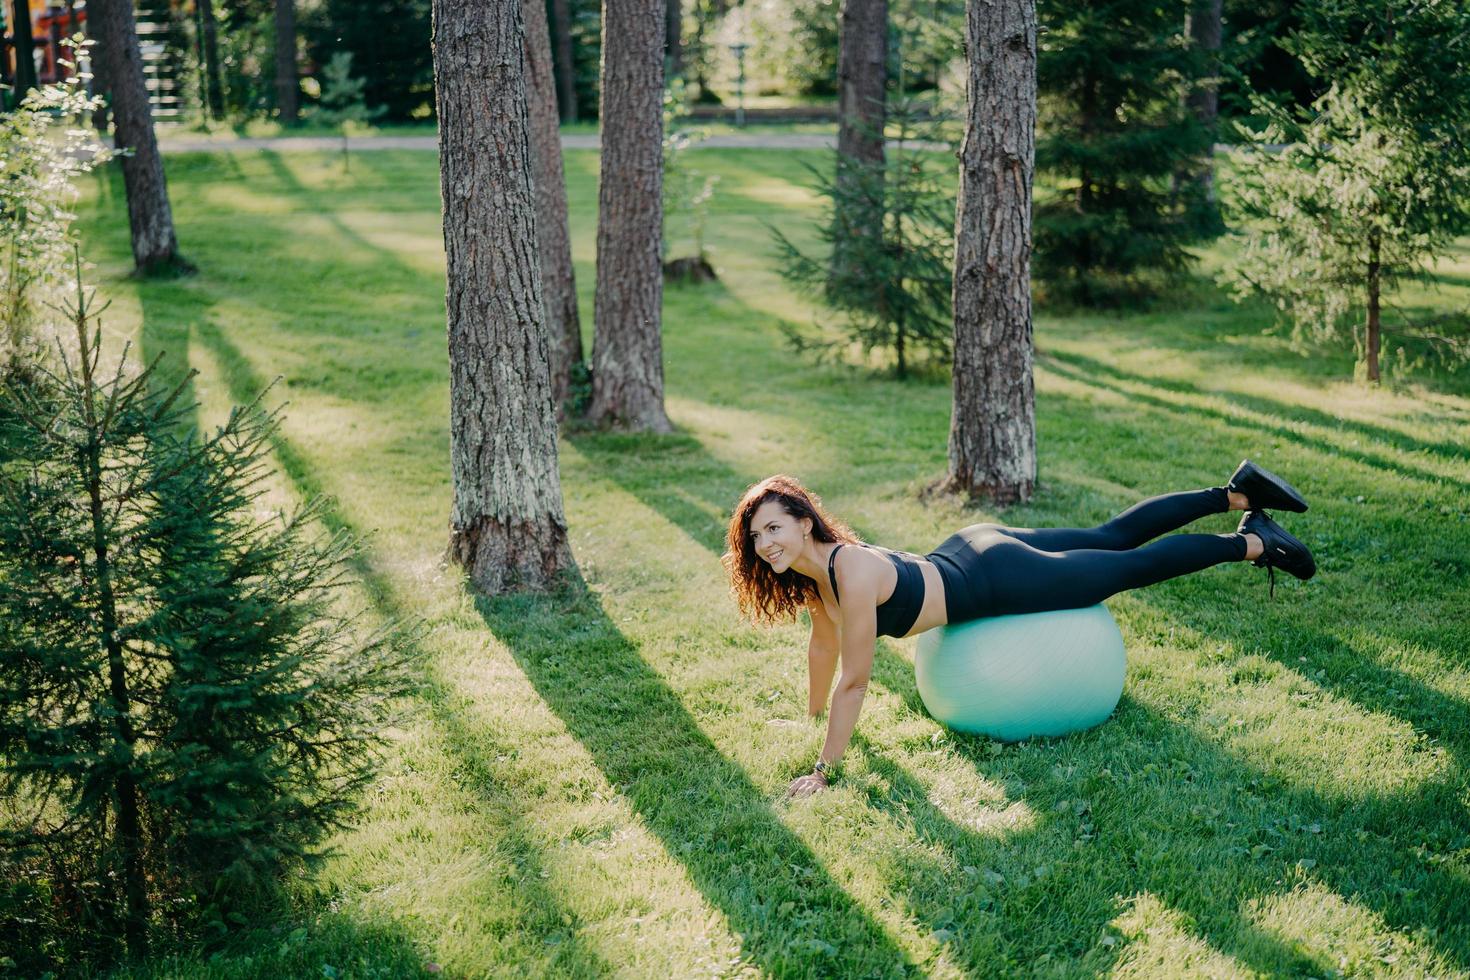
89, 14, 111, 132
274, 0, 298, 124
79, 342, 149, 956
944, 0, 1037, 504
589, 0, 672, 431
832, 0, 887, 282
10, 0, 37, 102
1185, 0, 1222, 134
524, 0, 583, 414
1182, 0, 1222, 200
197, 0, 225, 119
432, 0, 576, 594
1366, 233, 1381, 383
90, 0, 189, 275
549, 0, 577, 122
666, 0, 682, 78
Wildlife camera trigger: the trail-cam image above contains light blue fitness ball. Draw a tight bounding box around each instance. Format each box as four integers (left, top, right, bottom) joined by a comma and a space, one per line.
914, 604, 1126, 742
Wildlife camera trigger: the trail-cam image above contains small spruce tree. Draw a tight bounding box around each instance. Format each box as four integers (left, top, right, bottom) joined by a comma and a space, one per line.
662, 79, 720, 283
770, 97, 953, 378
1223, 88, 1470, 382
312, 51, 386, 170
0, 265, 419, 972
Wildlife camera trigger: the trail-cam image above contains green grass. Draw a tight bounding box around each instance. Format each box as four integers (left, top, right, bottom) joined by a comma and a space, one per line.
73, 148, 1470, 978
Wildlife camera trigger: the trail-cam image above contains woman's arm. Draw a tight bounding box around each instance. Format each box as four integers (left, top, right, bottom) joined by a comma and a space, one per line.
789, 551, 878, 797
806, 599, 838, 718
819, 597, 875, 767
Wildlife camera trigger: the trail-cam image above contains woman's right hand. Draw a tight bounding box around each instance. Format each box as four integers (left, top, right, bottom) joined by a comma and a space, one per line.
786, 770, 829, 798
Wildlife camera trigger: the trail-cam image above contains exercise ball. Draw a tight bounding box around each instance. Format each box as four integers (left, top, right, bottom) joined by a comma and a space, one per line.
914, 604, 1126, 742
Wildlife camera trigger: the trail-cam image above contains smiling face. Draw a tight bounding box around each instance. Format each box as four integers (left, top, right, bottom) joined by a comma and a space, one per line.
748, 499, 812, 574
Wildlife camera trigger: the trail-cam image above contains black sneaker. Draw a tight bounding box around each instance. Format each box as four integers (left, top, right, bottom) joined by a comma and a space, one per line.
1227, 458, 1309, 513
1238, 510, 1316, 597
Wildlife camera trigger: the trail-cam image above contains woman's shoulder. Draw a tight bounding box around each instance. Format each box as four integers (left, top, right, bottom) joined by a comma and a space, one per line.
831, 541, 886, 590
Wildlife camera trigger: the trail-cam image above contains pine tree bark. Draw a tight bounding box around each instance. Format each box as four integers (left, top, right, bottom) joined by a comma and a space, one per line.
524, 0, 582, 415
197, 0, 225, 119
90, 0, 189, 274
589, 0, 672, 432
944, 0, 1037, 504
1183, 0, 1222, 200
274, 0, 298, 124
432, 0, 575, 593
89, 15, 112, 132
832, 0, 887, 281
10, 0, 37, 101
550, 0, 577, 122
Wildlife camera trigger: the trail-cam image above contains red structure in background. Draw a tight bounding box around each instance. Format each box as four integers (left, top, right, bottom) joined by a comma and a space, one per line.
3, 1, 86, 94
34, 2, 88, 81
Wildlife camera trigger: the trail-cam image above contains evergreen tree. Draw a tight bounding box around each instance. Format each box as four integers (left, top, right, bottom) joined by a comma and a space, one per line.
662, 79, 720, 280
1223, 0, 1470, 382
1034, 0, 1217, 304
312, 51, 385, 170
771, 97, 953, 378
0, 269, 419, 971
305, 0, 433, 121
590, 0, 674, 430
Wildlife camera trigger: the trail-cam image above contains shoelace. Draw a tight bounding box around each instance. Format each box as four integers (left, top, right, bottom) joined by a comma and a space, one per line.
1266, 563, 1276, 599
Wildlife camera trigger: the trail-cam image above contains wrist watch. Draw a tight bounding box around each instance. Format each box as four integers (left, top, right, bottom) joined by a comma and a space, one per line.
813, 760, 839, 782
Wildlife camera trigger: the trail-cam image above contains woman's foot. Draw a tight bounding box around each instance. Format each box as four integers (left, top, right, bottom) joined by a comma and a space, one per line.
1238, 510, 1316, 596
1227, 459, 1309, 513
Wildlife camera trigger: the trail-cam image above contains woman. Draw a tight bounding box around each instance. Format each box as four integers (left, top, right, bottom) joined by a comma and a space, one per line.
721, 461, 1316, 798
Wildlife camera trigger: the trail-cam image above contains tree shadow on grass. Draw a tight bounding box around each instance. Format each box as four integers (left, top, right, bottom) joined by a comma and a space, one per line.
854, 701, 1470, 976
852, 735, 1340, 977
169, 312, 614, 977
1043, 347, 1470, 473
472, 579, 920, 978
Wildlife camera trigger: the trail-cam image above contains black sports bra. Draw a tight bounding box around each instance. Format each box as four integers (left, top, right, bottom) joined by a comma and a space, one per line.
827, 543, 926, 638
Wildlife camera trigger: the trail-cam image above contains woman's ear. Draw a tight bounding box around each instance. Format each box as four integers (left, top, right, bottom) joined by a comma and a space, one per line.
802, 517, 813, 538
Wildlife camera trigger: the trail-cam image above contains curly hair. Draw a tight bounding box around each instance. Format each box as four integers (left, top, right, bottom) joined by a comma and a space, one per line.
721, 474, 860, 625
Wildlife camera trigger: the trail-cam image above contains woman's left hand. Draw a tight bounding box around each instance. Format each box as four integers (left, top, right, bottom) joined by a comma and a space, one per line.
786, 771, 829, 798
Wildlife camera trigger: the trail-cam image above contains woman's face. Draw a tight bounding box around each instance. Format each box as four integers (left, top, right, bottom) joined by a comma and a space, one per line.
748, 499, 810, 574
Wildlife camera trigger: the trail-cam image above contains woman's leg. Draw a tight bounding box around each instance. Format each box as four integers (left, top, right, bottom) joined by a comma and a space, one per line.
993, 487, 1231, 552
980, 530, 1248, 616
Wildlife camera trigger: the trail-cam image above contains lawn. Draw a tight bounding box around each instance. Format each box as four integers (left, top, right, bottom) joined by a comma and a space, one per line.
73, 145, 1470, 978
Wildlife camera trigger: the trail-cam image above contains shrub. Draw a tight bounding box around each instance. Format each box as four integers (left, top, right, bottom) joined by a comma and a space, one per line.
0, 38, 113, 368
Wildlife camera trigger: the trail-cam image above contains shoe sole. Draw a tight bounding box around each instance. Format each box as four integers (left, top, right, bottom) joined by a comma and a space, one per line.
1232, 459, 1309, 513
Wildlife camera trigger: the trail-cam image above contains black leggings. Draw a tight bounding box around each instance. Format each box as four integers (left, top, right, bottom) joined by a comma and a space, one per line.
926, 487, 1248, 622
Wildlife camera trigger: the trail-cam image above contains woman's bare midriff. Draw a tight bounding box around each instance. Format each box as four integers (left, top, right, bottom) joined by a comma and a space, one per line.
902, 560, 949, 636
